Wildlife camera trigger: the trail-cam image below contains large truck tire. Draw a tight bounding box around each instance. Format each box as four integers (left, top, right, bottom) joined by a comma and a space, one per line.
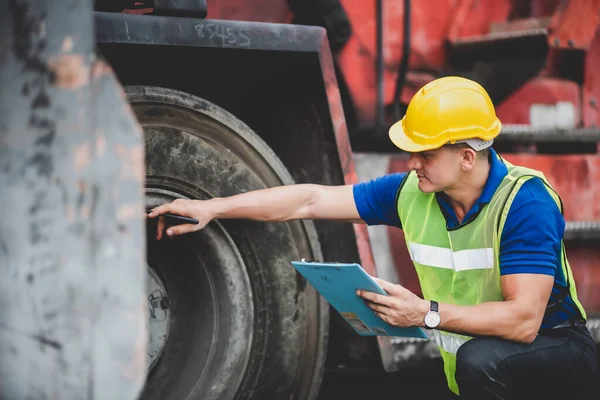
127, 86, 329, 400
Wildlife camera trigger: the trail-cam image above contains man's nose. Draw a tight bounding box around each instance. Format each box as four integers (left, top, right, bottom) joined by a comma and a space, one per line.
407, 154, 421, 170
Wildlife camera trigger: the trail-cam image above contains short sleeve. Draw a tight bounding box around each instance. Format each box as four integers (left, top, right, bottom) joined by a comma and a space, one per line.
499, 177, 565, 277
352, 173, 406, 228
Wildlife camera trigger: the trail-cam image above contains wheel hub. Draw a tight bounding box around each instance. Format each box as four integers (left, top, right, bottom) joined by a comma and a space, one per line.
146, 266, 170, 371
141, 186, 255, 400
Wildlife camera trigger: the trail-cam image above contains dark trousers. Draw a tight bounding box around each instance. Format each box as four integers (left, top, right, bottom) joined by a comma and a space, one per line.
455, 322, 598, 400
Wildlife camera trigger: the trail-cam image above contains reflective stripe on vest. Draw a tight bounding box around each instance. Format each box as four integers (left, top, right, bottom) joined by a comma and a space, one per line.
428, 330, 469, 354
408, 243, 494, 271
397, 158, 586, 395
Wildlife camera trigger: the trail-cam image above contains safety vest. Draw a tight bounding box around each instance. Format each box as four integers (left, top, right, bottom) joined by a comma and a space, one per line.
397, 160, 586, 395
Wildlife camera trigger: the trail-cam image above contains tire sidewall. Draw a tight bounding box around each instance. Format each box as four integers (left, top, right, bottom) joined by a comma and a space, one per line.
127, 86, 329, 400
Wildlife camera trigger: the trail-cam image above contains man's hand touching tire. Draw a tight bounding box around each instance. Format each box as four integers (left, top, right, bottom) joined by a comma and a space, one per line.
147, 199, 214, 240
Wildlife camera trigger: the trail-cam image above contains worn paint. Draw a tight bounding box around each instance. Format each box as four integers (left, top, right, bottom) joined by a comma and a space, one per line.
96, 130, 106, 157
121, 297, 149, 381
91, 59, 113, 78
74, 143, 91, 172
1, 1, 146, 399
496, 78, 581, 126
116, 144, 145, 182
547, 0, 600, 49
62, 36, 74, 52
48, 54, 89, 89
583, 29, 600, 127
117, 204, 143, 221
334, 0, 514, 125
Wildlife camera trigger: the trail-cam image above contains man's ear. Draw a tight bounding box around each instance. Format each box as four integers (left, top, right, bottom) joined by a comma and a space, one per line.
461, 148, 477, 171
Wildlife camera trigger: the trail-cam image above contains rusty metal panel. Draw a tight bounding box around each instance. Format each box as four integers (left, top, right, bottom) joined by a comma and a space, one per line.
0, 1, 147, 399
335, 0, 461, 125
495, 78, 580, 125
502, 154, 600, 221
547, 0, 600, 49
583, 28, 600, 128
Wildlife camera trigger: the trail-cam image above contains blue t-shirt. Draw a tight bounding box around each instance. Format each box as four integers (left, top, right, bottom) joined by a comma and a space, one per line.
353, 149, 579, 328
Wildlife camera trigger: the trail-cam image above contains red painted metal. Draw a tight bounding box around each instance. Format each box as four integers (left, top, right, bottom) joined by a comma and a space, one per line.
446, 0, 512, 41
318, 35, 378, 276
333, 0, 515, 125
335, 0, 457, 125
584, 29, 600, 127
386, 154, 600, 315
503, 154, 600, 221
205, 0, 292, 23
495, 77, 580, 124
564, 245, 600, 315
547, 0, 600, 49
530, 0, 563, 17
333, 0, 598, 128
121, 0, 293, 21
187, 1, 599, 131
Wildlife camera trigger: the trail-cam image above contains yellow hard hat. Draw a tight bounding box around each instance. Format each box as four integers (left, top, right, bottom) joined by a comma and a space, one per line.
389, 76, 502, 152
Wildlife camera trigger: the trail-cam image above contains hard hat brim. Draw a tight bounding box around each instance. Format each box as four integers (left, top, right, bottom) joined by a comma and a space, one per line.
389, 119, 442, 152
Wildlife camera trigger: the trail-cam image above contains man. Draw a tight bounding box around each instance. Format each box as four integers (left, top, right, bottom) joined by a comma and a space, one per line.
148, 76, 597, 399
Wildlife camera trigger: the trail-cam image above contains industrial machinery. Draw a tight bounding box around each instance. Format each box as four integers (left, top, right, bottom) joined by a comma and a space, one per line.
1, 0, 598, 399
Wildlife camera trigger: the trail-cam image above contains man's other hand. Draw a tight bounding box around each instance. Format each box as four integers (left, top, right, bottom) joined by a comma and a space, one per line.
357, 277, 429, 328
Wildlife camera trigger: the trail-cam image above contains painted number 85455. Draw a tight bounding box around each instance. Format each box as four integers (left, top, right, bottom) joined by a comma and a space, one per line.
194, 23, 251, 47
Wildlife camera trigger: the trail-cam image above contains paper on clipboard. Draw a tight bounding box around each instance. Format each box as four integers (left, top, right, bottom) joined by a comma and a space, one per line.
290, 260, 428, 339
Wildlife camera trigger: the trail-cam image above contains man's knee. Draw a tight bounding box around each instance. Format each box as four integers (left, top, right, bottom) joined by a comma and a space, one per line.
455, 337, 505, 386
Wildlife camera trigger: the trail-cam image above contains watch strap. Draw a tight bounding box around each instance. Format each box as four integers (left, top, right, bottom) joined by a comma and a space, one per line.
430, 300, 439, 313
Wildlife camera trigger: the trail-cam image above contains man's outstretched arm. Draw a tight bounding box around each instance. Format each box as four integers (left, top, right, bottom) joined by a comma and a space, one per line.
148, 184, 363, 239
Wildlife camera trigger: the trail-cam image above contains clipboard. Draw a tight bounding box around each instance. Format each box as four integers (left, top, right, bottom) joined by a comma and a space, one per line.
290, 260, 428, 339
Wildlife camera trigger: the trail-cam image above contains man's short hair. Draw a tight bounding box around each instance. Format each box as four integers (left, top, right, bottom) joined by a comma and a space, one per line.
444, 142, 490, 160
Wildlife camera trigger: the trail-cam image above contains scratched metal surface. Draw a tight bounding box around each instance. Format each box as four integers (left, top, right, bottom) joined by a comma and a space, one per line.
0, 1, 147, 399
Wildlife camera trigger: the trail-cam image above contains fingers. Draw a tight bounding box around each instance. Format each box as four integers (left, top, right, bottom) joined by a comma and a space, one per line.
148, 199, 198, 240
366, 302, 393, 325
371, 277, 405, 296
164, 223, 198, 238
365, 300, 386, 314
375, 311, 391, 324
356, 289, 395, 308
155, 218, 200, 240
148, 199, 189, 219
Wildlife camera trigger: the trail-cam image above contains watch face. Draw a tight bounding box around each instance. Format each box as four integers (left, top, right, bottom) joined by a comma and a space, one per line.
425, 312, 441, 328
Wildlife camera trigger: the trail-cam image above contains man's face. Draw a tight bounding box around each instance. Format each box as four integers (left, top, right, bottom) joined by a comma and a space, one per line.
407, 147, 463, 193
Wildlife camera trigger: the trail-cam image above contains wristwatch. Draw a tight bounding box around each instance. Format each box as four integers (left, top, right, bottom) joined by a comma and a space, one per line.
424, 300, 441, 329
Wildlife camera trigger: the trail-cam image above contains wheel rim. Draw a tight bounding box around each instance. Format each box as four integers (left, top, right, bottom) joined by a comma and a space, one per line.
143, 186, 254, 400
146, 266, 170, 371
